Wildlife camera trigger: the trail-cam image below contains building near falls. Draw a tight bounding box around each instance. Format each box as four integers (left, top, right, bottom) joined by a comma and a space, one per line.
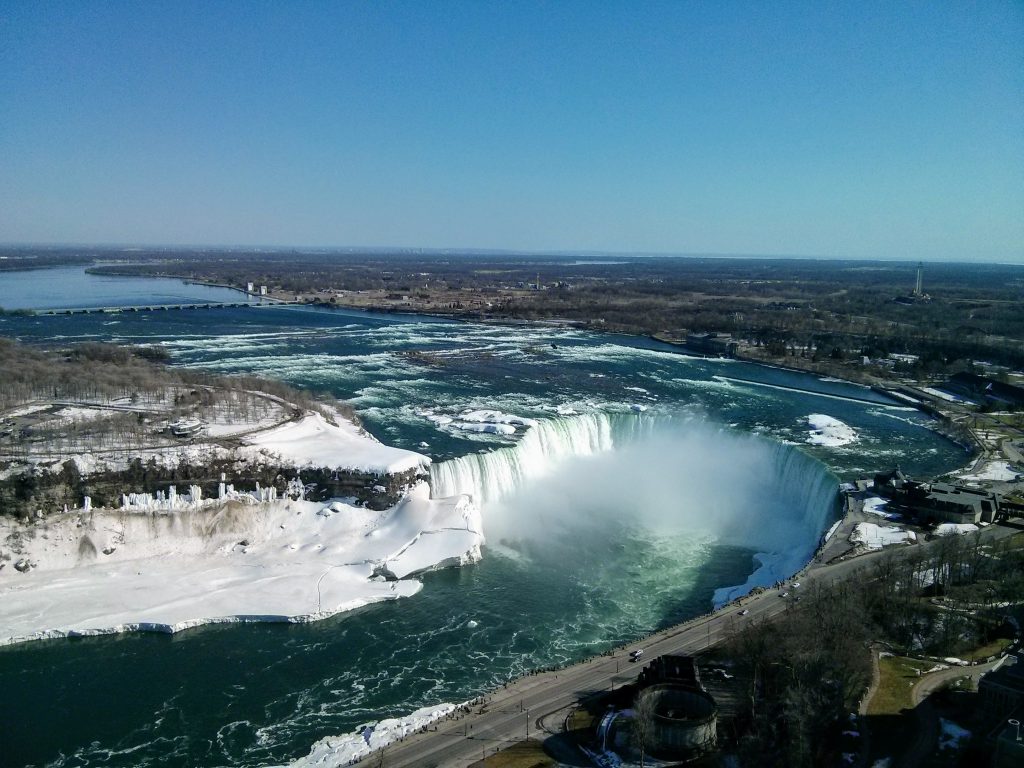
874, 467, 1002, 524
632, 655, 718, 760
944, 372, 1024, 409
685, 332, 737, 357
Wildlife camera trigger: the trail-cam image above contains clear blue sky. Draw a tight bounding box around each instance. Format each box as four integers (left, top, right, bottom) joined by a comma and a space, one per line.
2, 1, 1022, 262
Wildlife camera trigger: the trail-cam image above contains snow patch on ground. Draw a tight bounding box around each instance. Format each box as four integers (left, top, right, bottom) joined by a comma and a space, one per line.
51, 406, 113, 424
862, 495, 902, 521
934, 523, 979, 536
204, 418, 277, 437
850, 523, 916, 550
938, 718, 971, 750
0, 483, 482, 646
2, 403, 51, 418
242, 412, 428, 474
955, 461, 1019, 482
805, 414, 858, 447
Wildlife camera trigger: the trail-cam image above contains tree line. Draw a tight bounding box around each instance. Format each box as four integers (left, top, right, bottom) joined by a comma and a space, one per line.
727, 531, 1023, 767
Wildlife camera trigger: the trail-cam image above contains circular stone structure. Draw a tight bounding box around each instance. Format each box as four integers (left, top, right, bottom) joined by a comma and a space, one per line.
636, 683, 717, 758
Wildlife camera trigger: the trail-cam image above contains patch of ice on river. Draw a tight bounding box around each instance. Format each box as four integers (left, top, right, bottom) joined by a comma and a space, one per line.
805, 414, 858, 447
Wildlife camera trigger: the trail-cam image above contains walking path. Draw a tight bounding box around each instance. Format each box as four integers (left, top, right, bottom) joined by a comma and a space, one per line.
894, 659, 1001, 768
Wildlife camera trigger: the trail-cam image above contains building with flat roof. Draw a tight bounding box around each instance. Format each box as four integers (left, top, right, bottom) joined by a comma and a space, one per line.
946, 373, 1024, 408
874, 467, 1001, 524
685, 332, 737, 358
981, 655, 1024, 719
638, 655, 704, 689
992, 712, 1024, 768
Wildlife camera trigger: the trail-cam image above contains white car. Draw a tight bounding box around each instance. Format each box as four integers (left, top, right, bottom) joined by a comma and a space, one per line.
629, 649, 644, 661
739, 609, 749, 616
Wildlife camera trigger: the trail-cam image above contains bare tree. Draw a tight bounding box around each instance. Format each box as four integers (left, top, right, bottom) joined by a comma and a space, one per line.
632, 690, 658, 768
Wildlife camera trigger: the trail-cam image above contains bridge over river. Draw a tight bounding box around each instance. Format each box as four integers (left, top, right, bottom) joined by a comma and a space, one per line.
34, 299, 301, 315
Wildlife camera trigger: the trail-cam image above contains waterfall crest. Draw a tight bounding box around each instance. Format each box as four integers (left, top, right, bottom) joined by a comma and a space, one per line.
759, 437, 841, 537
430, 411, 656, 504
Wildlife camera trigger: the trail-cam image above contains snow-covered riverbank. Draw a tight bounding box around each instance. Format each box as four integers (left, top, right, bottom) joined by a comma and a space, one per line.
0, 483, 482, 647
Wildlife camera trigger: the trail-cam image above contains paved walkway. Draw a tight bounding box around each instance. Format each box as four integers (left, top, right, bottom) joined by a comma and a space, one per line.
895, 659, 1001, 768
856, 647, 882, 768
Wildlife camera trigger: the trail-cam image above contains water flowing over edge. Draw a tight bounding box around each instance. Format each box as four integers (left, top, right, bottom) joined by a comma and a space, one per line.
430, 411, 839, 542
429, 411, 655, 504
711, 433, 841, 605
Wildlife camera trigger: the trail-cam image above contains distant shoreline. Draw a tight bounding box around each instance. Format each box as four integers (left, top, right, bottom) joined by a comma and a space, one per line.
1, 262, 981, 463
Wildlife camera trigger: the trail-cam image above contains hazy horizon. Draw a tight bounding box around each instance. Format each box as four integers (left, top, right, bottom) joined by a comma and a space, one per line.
2, 3, 1022, 263
3, 240, 1024, 267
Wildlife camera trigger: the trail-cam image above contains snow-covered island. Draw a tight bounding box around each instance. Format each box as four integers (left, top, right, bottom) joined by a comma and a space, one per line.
805, 413, 858, 447
0, 346, 484, 647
